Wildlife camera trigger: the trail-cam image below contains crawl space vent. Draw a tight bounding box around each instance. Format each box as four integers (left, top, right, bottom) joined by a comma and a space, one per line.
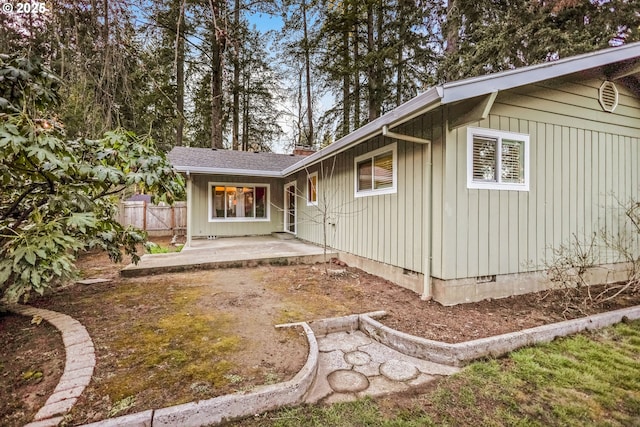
598, 81, 619, 112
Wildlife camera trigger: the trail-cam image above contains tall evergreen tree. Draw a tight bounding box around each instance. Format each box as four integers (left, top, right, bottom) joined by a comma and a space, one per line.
136, 0, 184, 151
317, 0, 440, 137
439, 0, 640, 81
237, 28, 284, 151
279, 0, 322, 147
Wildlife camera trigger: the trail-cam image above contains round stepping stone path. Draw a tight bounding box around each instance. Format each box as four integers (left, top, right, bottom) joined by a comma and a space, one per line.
327, 370, 369, 393
380, 359, 419, 382
344, 350, 371, 366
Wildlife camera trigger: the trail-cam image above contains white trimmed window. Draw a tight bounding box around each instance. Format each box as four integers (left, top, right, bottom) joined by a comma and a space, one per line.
354, 143, 397, 197
307, 172, 318, 206
208, 183, 270, 221
467, 127, 529, 191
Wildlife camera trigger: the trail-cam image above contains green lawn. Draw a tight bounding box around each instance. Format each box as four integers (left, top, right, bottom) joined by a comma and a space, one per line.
230, 320, 640, 427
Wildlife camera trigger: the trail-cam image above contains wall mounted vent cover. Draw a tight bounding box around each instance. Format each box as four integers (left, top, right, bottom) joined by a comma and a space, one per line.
598, 81, 619, 112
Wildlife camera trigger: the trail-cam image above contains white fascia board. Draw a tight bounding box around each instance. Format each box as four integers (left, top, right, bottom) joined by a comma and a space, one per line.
282, 87, 442, 176
173, 165, 284, 178
441, 42, 640, 104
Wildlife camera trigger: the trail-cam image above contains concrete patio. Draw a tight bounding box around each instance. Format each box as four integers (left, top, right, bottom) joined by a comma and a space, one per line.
121, 235, 337, 277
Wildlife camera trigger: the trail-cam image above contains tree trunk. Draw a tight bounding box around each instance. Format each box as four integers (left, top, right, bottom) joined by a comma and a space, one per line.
176, 0, 186, 147
302, 0, 313, 146
211, 44, 224, 149
341, 2, 350, 137
209, 0, 225, 149
242, 80, 249, 151
296, 69, 304, 146
396, 0, 405, 106
103, 0, 109, 46
102, 0, 112, 130
366, 3, 377, 121
353, 3, 360, 128
444, 0, 459, 81
232, 0, 241, 150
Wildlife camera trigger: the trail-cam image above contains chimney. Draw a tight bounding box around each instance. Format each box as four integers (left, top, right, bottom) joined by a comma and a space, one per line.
293, 145, 316, 156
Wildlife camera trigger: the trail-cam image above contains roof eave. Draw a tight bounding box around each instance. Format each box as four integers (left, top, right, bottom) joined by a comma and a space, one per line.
441, 42, 640, 104
173, 165, 284, 178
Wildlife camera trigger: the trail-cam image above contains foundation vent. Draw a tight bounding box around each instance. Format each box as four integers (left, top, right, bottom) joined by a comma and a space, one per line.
476, 275, 496, 283
598, 81, 619, 112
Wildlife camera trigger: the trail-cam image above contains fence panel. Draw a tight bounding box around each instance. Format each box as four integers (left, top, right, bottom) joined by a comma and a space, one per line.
119, 201, 186, 236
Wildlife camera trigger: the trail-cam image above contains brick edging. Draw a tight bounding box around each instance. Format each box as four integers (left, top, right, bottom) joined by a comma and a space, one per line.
7, 305, 95, 426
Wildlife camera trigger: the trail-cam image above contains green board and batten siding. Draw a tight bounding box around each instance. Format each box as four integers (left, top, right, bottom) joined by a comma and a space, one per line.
183, 73, 638, 290
188, 174, 285, 237
294, 116, 432, 276
436, 76, 640, 281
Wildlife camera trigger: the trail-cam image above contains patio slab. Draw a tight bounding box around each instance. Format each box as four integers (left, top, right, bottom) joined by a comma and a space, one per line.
121, 236, 336, 277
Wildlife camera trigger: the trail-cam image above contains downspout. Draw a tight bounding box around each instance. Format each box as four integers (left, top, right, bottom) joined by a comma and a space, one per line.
185, 171, 192, 248
424, 140, 433, 300
381, 126, 433, 300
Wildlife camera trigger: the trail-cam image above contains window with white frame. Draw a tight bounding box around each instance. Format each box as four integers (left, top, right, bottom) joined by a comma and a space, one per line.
208, 183, 269, 221
467, 127, 529, 191
354, 143, 397, 197
307, 172, 318, 206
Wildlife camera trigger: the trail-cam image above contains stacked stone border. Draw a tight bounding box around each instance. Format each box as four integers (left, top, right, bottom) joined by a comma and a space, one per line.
358, 306, 640, 366
9, 304, 639, 427
7, 305, 96, 427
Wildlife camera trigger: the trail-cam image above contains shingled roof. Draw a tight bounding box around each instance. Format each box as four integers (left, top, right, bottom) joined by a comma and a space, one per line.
168, 146, 306, 177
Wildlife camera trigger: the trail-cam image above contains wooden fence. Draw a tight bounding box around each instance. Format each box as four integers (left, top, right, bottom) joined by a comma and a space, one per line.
119, 201, 187, 236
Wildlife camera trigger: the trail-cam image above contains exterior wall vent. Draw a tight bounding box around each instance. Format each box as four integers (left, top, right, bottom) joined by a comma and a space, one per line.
598, 81, 619, 112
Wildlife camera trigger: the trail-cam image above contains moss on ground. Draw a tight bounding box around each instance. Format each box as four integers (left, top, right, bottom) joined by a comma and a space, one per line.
266, 268, 354, 321
94, 282, 242, 404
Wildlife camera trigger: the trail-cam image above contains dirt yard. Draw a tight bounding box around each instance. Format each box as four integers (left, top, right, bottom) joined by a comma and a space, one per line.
2, 239, 639, 426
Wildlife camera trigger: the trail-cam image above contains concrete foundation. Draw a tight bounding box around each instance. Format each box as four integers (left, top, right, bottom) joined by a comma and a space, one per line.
333, 249, 633, 306
336, 251, 424, 294
431, 263, 633, 306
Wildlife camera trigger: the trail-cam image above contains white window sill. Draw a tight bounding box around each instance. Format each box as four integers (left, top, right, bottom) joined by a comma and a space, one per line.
208, 218, 271, 223
354, 187, 397, 198
468, 182, 529, 191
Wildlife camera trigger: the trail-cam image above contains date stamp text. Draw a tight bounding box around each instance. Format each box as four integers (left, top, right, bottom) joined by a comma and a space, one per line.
2, 2, 49, 14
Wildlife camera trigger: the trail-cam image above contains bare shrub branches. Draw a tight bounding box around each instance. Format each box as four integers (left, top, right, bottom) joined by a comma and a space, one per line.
544, 198, 640, 316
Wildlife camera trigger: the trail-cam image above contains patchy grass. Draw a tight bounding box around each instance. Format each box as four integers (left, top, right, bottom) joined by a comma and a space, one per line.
27, 264, 310, 425
144, 241, 183, 254
266, 267, 356, 322
93, 283, 241, 404
231, 320, 640, 427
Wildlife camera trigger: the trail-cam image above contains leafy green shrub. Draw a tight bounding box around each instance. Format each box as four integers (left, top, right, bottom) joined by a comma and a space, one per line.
0, 54, 184, 302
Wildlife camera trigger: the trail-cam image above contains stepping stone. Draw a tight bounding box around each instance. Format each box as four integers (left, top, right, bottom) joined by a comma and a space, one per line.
357, 375, 409, 398
344, 351, 371, 366
408, 373, 437, 387
319, 350, 352, 372
327, 370, 369, 393
353, 361, 381, 377
323, 393, 358, 404
76, 278, 111, 285
380, 359, 419, 382
317, 331, 371, 353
